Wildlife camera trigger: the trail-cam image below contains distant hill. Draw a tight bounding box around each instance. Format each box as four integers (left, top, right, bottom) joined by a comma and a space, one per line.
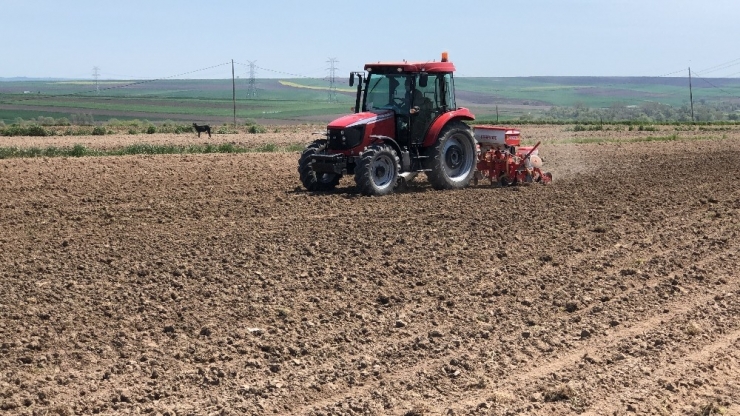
0, 77, 74, 82
0, 76, 738, 124
454, 76, 740, 108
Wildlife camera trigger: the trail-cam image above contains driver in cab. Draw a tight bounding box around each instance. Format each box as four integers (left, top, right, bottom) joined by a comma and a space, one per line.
402, 77, 424, 114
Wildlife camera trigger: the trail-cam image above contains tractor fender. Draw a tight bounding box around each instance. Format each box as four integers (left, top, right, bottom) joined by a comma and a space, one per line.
369, 135, 410, 172
369, 133, 404, 155
422, 108, 475, 147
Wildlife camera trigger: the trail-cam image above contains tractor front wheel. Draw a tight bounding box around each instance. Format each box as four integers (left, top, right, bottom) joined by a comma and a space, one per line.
354, 144, 400, 196
298, 140, 342, 191
425, 121, 476, 190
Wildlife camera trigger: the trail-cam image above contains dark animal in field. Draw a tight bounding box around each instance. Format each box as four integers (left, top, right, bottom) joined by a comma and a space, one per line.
193, 123, 212, 138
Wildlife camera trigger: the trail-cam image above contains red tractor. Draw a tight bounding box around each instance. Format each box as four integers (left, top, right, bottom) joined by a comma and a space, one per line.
298, 52, 477, 196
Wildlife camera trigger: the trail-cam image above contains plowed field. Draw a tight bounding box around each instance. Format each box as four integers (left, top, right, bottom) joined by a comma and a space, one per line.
1, 126, 739, 415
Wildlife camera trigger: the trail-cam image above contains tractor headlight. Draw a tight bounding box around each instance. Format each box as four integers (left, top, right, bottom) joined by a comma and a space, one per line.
342, 125, 364, 149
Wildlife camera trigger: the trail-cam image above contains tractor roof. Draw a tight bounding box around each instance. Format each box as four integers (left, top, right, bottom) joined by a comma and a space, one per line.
364, 61, 456, 74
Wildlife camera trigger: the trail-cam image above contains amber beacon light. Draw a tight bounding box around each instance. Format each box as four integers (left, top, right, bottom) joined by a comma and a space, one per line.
441, 51, 449, 62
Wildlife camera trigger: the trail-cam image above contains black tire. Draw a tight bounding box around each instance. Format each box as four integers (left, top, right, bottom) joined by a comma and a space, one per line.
499, 173, 517, 187
424, 121, 476, 190
354, 143, 400, 196
298, 140, 341, 191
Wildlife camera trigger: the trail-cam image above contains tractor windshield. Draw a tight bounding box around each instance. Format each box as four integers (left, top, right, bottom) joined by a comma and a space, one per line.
364, 73, 415, 114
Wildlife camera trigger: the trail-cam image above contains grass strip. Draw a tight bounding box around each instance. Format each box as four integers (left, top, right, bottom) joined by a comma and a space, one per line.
553, 133, 730, 145
0, 142, 308, 159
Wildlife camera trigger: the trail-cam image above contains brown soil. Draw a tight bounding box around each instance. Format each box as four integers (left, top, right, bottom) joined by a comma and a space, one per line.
1, 126, 739, 415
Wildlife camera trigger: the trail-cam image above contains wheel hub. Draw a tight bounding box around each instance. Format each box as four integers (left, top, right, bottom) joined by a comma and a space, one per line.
445, 145, 463, 169
371, 154, 395, 188
374, 166, 386, 179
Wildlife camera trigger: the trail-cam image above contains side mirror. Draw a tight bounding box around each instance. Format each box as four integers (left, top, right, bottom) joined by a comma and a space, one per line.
349, 72, 355, 87
419, 73, 428, 88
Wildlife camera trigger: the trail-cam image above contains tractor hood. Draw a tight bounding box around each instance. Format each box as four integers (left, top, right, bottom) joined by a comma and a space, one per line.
327, 110, 395, 129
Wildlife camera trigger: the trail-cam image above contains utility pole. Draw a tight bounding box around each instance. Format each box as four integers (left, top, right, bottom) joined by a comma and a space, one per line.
247, 60, 257, 98
688, 67, 695, 122
92, 66, 100, 94
327, 58, 338, 103
232, 59, 237, 127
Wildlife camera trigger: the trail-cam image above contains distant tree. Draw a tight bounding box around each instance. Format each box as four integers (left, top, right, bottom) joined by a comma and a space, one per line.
71, 113, 94, 126
695, 107, 715, 122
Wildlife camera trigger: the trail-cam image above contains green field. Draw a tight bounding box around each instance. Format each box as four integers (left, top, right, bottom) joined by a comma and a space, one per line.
454, 77, 704, 107
1, 76, 739, 124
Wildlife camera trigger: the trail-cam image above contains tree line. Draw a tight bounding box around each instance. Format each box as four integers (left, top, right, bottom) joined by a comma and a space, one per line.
527, 101, 740, 123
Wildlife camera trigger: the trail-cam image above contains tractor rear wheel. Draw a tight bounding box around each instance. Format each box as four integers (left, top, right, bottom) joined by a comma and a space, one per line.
298, 140, 342, 191
424, 121, 476, 190
354, 143, 400, 196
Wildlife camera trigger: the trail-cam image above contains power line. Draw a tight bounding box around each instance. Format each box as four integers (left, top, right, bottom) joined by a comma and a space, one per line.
231, 59, 236, 127
690, 70, 739, 98
656, 68, 687, 77
695, 61, 740, 77
0, 62, 232, 105
696, 57, 740, 75
327, 57, 338, 103
235, 61, 326, 81
657, 58, 740, 78
246, 60, 257, 97
689, 68, 694, 121
92, 66, 100, 94
99, 72, 149, 79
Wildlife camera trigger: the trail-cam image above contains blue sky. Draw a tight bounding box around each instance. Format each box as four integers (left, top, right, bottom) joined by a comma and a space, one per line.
2, 0, 739, 79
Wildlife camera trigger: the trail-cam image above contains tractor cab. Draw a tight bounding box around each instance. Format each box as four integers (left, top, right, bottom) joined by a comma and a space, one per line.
350, 59, 458, 149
